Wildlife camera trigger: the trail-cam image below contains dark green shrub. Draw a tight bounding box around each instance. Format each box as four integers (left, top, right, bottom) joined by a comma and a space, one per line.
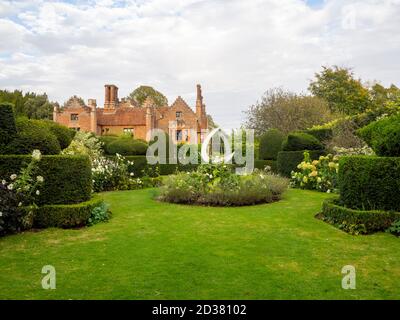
254, 160, 277, 172
259, 129, 285, 160
42, 120, 75, 149
4, 118, 61, 155
357, 114, 400, 156
321, 198, 400, 235
277, 150, 326, 177
0, 155, 92, 205
106, 137, 148, 155
0, 102, 17, 148
304, 128, 333, 142
33, 196, 104, 228
282, 132, 325, 151
339, 156, 400, 211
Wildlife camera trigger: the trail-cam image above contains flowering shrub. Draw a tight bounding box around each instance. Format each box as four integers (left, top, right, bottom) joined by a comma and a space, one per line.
62, 131, 103, 161
332, 146, 374, 156
291, 151, 339, 193
0, 150, 44, 236
159, 163, 288, 206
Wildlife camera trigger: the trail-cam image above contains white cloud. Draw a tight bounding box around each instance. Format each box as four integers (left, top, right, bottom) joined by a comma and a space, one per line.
0, 0, 399, 129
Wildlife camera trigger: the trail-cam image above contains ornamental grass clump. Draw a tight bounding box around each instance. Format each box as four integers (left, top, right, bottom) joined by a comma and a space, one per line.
291, 151, 339, 193
159, 164, 288, 206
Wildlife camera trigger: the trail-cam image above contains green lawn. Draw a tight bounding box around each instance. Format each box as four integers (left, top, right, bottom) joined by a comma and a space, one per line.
0, 188, 399, 300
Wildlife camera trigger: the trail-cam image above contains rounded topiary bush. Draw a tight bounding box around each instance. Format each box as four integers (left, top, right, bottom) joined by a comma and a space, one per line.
357, 113, 400, 156
282, 132, 324, 151
4, 118, 61, 155
106, 137, 148, 155
43, 120, 76, 149
0, 103, 17, 149
259, 129, 285, 160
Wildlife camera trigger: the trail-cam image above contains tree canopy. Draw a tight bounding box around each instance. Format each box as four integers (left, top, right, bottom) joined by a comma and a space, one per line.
127, 86, 168, 107
308, 66, 371, 115
244, 88, 335, 136
0, 89, 53, 120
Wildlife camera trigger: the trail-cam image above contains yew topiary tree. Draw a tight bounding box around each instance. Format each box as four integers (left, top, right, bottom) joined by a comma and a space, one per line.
0, 102, 17, 148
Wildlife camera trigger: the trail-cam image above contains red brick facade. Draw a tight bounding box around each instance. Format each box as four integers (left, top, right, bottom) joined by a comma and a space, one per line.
54, 84, 209, 143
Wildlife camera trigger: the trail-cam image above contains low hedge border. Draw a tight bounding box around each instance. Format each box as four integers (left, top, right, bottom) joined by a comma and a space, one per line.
0, 155, 92, 205
320, 197, 400, 235
277, 150, 326, 177
32, 195, 104, 229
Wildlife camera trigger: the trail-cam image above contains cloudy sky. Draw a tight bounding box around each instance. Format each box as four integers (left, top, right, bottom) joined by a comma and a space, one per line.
0, 0, 399, 129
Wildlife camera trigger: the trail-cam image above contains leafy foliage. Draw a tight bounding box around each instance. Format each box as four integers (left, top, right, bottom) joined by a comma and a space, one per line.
282, 132, 325, 151
87, 202, 111, 226
3, 118, 61, 155
259, 129, 285, 160
309, 66, 371, 115
244, 88, 334, 135
357, 113, 400, 157
105, 136, 148, 155
62, 131, 103, 161
127, 86, 168, 107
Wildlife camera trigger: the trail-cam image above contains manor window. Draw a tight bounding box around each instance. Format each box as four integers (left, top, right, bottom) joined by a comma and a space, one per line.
70, 114, 79, 121
123, 128, 134, 134
176, 111, 182, 119
176, 130, 183, 142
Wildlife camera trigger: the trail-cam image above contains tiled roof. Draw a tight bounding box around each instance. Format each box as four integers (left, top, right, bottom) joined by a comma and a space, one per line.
97, 107, 146, 126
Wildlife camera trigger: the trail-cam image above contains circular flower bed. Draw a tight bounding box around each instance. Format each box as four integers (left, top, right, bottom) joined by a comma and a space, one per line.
158, 164, 288, 206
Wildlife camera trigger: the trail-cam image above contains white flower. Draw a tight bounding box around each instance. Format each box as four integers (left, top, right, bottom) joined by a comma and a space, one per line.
327, 189, 331, 194
1, 180, 6, 185
18, 202, 22, 207
10, 174, 17, 180
32, 149, 42, 161
7, 184, 13, 190
0, 212, 2, 217
36, 176, 44, 183
130, 172, 134, 176
36, 190, 40, 195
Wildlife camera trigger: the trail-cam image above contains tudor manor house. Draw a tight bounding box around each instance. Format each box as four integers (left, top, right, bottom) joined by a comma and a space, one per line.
53, 84, 209, 143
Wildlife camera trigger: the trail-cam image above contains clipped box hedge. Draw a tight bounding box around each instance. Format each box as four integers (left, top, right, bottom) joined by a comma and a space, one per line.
32, 195, 103, 229
0, 155, 92, 205
321, 198, 400, 234
277, 150, 326, 177
339, 156, 400, 211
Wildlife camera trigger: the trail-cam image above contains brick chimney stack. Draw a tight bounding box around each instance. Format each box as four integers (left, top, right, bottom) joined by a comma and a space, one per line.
104, 84, 119, 109
196, 84, 205, 118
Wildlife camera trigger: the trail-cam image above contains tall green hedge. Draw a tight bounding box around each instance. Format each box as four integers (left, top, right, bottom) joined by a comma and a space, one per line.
0, 102, 17, 148
259, 129, 285, 160
277, 150, 326, 177
0, 155, 92, 205
339, 156, 400, 211
282, 132, 325, 152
